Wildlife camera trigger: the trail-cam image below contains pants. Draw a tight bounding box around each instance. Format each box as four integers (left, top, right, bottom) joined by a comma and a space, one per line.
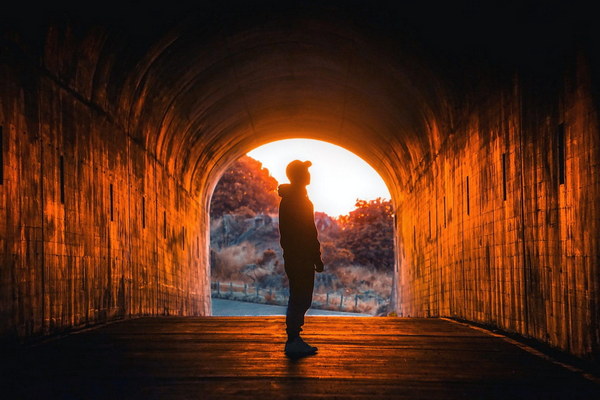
284, 259, 315, 340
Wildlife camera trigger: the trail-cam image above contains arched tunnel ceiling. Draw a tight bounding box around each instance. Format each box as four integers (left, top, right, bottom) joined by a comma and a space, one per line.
17, 0, 594, 201
118, 15, 449, 199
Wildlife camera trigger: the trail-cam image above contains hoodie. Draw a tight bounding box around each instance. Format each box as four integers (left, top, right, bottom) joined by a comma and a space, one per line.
278, 183, 321, 263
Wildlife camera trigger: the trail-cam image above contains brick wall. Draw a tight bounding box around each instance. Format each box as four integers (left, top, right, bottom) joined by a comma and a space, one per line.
0, 42, 210, 340
395, 65, 600, 360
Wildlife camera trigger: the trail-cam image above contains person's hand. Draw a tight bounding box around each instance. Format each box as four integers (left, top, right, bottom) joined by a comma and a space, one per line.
315, 259, 324, 273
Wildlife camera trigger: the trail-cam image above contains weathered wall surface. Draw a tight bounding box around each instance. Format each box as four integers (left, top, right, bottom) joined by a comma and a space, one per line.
1, 4, 599, 367
396, 64, 600, 361
0, 39, 210, 340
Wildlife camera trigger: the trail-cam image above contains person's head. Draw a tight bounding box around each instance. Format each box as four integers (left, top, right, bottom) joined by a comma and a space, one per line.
286, 160, 312, 186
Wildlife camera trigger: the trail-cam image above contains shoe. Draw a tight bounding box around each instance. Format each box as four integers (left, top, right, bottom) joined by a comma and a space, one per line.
285, 337, 318, 355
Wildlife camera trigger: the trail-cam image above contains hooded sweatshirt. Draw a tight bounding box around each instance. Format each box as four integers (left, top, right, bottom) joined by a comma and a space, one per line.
278, 183, 321, 263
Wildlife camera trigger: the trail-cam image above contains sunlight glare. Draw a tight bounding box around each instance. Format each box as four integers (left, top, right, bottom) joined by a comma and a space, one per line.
247, 139, 390, 217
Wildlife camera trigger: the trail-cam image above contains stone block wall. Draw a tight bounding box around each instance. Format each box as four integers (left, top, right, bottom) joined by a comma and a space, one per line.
2, 16, 598, 368
0, 43, 210, 340
395, 66, 600, 360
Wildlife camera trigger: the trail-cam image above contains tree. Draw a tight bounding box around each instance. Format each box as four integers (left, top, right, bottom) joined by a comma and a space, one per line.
338, 198, 394, 271
210, 155, 280, 218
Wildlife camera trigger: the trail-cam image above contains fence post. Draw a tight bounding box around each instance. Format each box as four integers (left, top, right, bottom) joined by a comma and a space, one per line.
244, 283, 247, 295
326, 292, 329, 306
355, 294, 359, 309
339, 293, 344, 311
229, 282, 233, 294
217, 281, 220, 295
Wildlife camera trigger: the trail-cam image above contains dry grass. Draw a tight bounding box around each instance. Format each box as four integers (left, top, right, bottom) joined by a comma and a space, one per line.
211, 243, 393, 315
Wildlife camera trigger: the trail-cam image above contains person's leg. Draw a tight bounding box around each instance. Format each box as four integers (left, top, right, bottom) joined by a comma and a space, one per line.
285, 263, 315, 341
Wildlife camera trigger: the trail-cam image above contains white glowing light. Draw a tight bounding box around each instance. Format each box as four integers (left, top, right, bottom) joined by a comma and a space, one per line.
247, 139, 390, 217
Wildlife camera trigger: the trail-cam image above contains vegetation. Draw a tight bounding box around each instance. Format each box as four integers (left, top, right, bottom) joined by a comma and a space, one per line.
210, 155, 280, 218
209, 156, 394, 315
338, 198, 394, 271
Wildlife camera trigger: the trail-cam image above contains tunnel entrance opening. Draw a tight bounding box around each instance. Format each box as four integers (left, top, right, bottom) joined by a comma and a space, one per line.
207, 139, 397, 317
0, 1, 597, 365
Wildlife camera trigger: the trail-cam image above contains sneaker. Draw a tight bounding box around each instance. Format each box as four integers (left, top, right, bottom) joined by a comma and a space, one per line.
298, 337, 318, 353
285, 337, 318, 355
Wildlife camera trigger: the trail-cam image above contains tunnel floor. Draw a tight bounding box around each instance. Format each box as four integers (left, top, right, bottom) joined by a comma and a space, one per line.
2, 317, 598, 399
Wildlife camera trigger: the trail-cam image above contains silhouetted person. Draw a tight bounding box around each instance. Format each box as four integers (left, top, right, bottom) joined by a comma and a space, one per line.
278, 160, 324, 356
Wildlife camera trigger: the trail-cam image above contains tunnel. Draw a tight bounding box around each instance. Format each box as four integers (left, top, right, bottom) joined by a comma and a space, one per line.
1, 0, 599, 372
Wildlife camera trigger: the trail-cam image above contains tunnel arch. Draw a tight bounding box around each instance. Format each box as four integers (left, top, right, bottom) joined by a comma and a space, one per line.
2, 1, 599, 363
112, 11, 451, 196
202, 135, 400, 217
200, 133, 405, 298
118, 12, 452, 311
207, 137, 398, 314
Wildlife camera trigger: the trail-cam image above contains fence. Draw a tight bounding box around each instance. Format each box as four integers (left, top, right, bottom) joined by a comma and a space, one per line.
211, 281, 388, 314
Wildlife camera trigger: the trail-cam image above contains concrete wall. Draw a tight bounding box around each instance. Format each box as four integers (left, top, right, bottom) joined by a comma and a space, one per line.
0, 40, 210, 340
1, 7, 599, 367
396, 63, 600, 360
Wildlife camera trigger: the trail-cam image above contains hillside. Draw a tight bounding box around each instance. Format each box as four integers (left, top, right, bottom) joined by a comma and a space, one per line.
209, 155, 394, 315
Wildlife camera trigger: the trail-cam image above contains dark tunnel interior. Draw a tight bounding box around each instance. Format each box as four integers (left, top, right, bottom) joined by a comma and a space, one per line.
1, 0, 599, 365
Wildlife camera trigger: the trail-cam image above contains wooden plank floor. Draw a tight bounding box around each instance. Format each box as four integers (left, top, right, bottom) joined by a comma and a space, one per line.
2, 317, 599, 399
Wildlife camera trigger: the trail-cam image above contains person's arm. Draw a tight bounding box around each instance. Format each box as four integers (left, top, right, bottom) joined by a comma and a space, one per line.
307, 202, 324, 272
311, 228, 323, 272
314, 258, 324, 272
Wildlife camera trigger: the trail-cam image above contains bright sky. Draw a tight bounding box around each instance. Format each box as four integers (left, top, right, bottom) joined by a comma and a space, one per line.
247, 139, 390, 217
